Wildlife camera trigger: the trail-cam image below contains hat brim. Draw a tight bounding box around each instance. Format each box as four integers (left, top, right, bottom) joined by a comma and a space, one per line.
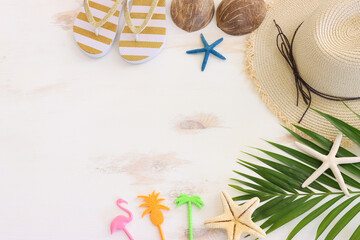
247, 0, 360, 142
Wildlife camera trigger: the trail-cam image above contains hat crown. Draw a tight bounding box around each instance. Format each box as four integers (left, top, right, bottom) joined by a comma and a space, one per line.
293, 0, 360, 97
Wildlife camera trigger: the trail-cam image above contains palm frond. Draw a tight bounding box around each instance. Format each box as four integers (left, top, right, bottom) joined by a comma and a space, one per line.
287, 195, 343, 239
316, 195, 360, 239
231, 108, 360, 240
344, 102, 360, 120
314, 109, 360, 146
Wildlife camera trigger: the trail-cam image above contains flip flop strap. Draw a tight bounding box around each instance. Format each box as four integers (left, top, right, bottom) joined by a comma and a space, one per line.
84, 0, 123, 29
123, 0, 159, 34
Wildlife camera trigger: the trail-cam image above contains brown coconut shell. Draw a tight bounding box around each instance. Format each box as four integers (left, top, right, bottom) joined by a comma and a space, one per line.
171, 0, 215, 32
216, 0, 267, 36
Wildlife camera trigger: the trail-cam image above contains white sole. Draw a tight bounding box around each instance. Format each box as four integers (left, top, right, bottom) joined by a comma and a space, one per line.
73, 1, 125, 59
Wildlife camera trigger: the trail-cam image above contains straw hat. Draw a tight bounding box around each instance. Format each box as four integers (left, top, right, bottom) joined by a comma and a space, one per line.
247, 0, 360, 140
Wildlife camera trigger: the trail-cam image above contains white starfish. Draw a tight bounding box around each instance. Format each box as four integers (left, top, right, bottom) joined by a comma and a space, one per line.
295, 133, 360, 196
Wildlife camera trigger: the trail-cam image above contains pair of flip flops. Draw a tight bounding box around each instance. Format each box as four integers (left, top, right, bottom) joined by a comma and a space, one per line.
73, 0, 166, 64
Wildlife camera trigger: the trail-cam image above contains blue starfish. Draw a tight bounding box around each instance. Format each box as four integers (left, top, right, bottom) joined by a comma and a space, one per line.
186, 33, 226, 71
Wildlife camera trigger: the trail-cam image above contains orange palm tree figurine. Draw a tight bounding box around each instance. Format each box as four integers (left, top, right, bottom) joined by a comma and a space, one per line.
138, 191, 170, 240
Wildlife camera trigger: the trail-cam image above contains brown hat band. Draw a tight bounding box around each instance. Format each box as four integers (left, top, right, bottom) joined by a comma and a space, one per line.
274, 20, 360, 123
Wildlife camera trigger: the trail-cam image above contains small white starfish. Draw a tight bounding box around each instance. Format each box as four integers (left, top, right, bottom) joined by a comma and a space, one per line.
296, 133, 360, 196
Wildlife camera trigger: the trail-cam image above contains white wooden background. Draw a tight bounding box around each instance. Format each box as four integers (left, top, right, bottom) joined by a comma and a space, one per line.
0, 0, 359, 239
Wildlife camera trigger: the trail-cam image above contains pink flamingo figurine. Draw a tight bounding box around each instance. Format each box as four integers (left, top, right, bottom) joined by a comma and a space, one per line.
110, 198, 134, 240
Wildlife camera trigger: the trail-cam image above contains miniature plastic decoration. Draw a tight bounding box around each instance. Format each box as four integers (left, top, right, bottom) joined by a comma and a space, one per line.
205, 192, 266, 240
186, 33, 226, 71
296, 133, 360, 196
110, 198, 134, 240
138, 191, 170, 240
175, 194, 205, 240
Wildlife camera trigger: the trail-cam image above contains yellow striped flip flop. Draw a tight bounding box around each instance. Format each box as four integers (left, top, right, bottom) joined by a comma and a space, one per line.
73, 0, 124, 58
119, 0, 167, 64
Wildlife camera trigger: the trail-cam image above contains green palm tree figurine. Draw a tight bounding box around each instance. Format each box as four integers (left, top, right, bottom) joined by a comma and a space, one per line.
175, 194, 205, 240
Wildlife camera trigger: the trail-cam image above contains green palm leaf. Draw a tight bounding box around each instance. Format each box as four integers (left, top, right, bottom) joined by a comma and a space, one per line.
325, 202, 360, 240
316, 194, 360, 239
252, 196, 285, 221
350, 225, 360, 240
314, 109, 360, 146
233, 170, 286, 193
287, 195, 344, 240
260, 196, 311, 230
231, 108, 360, 239
267, 196, 325, 234
253, 196, 296, 222
344, 102, 360, 120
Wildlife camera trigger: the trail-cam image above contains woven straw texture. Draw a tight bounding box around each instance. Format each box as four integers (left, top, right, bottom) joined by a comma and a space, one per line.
247, 0, 360, 142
